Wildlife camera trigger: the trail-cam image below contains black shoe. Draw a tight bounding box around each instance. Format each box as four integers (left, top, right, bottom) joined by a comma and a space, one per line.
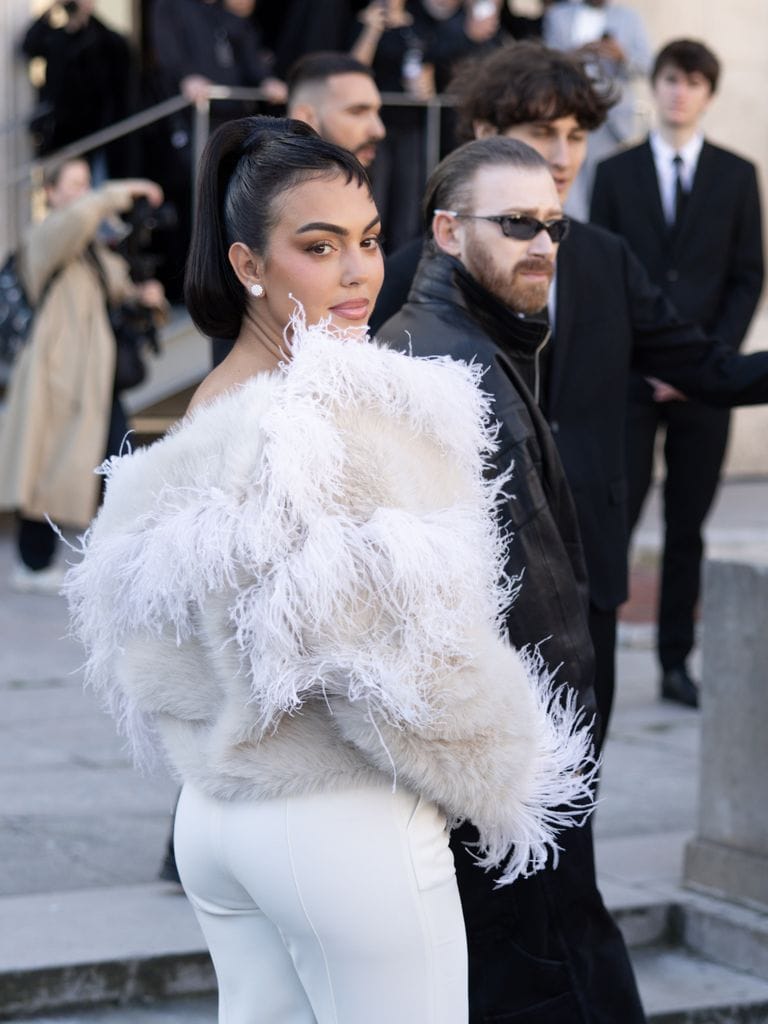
158, 850, 181, 885
660, 667, 699, 708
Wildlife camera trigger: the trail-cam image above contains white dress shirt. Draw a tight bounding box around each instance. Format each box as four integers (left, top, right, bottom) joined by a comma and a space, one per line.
649, 131, 704, 225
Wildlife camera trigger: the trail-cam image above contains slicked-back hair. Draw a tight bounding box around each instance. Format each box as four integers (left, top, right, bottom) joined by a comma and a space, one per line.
451, 41, 616, 144
423, 136, 550, 230
184, 115, 370, 341
287, 51, 375, 102
651, 39, 720, 94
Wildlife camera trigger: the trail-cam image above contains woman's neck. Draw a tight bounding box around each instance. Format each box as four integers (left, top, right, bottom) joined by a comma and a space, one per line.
234, 308, 291, 373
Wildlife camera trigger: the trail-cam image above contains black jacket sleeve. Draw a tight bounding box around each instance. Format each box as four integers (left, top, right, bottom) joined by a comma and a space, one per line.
589, 160, 618, 233
710, 162, 764, 350
623, 240, 768, 407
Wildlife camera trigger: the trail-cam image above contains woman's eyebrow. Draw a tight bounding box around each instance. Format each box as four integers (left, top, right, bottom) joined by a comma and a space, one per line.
296, 216, 381, 236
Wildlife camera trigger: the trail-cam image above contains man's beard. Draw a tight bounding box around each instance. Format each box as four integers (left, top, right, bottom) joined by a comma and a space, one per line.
353, 138, 380, 166
466, 237, 553, 316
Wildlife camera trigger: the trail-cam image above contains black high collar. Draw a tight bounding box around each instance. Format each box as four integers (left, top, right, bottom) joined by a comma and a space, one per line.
409, 249, 551, 365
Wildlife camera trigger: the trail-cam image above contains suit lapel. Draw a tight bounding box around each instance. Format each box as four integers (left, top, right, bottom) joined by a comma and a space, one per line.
637, 140, 668, 241
549, 228, 579, 413
673, 141, 714, 250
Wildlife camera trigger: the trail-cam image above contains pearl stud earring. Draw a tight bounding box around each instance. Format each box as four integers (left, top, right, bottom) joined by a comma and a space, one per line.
250, 283, 264, 298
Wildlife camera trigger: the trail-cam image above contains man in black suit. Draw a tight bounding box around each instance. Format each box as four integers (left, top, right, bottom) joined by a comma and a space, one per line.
372, 42, 768, 746
380, 133, 646, 1024
591, 40, 764, 708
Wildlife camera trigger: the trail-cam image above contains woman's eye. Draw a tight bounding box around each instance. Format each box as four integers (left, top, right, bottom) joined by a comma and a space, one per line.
308, 242, 334, 255
362, 235, 383, 250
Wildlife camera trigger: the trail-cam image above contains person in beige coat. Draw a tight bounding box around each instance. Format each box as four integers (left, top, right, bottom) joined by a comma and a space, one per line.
0, 159, 165, 592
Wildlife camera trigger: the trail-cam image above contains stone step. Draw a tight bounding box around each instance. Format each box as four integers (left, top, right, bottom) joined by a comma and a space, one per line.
6, 949, 768, 1024
3, 883, 768, 1021
633, 946, 768, 1024
0, 884, 214, 1019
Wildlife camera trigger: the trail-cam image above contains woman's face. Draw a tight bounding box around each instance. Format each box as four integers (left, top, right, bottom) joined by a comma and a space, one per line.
253, 174, 384, 334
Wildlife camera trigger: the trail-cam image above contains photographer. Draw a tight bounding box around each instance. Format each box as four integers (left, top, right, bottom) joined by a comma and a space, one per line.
0, 159, 166, 593
21, 1, 135, 176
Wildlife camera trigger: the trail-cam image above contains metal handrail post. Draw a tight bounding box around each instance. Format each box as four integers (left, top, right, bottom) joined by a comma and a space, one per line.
424, 97, 442, 176
191, 97, 211, 215
3, 95, 192, 189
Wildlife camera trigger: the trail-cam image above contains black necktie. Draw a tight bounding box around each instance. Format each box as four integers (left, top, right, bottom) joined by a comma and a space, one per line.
673, 154, 688, 226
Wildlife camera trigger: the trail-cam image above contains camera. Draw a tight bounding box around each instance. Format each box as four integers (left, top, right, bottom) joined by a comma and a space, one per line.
119, 197, 178, 282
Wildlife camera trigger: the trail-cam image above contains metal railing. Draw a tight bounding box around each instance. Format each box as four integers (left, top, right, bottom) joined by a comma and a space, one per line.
5, 86, 458, 200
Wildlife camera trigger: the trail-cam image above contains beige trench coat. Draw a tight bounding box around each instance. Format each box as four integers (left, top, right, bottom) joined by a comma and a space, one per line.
0, 184, 138, 528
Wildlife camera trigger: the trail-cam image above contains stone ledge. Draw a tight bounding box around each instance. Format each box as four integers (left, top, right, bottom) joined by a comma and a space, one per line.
685, 838, 768, 912
0, 954, 215, 1021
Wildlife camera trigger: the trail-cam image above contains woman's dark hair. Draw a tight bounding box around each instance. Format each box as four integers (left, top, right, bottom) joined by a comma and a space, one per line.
451, 42, 617, 145
423, 136, 549, 229
651, 39, 720, 94
184, 115, 370, 340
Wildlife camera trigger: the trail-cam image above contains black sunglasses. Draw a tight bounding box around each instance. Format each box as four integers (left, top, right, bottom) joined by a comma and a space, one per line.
436, 210, 570, 243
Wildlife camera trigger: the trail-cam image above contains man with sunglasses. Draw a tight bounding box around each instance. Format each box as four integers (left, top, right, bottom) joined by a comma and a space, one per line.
379, 134, 648, 1024
375, 40, 768, 750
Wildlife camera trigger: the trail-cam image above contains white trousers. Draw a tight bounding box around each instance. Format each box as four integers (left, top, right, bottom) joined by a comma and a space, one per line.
175, 782, 468, 1024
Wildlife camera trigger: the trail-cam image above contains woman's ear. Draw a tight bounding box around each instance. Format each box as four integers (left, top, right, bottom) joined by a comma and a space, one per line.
228, 241, 263, 291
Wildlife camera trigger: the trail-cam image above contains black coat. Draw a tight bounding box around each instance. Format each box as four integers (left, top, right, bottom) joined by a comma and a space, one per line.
551, 218, 768, 608
379, 250, 646, 1024
373, 223, 768, 611
380, 250, 596, 710
591, 139, 764, 353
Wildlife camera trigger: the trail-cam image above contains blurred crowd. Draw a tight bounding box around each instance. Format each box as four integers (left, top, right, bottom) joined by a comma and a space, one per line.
15, 0, 655, 292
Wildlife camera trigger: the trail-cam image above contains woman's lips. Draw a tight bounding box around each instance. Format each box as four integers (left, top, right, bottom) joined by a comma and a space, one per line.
329, 300, 370, 321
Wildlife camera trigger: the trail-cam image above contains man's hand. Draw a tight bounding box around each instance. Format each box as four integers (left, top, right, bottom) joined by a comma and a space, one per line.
465, 1, 500, 43
261, 77, 287, 104
358, 1, 412, 31
119, 179, 164, 208
581, 35, 626, 65
135, 279, 166, 311
181, 74, 213, 102
645, 377, 688, 403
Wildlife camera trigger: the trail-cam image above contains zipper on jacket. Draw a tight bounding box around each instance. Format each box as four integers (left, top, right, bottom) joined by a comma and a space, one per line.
533, 327, 552, 406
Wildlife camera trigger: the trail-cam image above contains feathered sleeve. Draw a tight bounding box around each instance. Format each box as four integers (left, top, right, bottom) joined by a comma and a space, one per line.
330, 631, 597, 886
65, 319, 596, 881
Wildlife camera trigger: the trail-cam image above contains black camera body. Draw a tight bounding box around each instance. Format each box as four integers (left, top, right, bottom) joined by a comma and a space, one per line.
120, 197, 178, 282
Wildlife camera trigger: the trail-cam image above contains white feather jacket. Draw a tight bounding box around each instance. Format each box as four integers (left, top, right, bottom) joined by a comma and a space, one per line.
65, 320, 596, 884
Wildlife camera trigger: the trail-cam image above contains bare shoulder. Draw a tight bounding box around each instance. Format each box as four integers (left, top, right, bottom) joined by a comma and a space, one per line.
187, 370, 229, 415
186, 354, 275, 416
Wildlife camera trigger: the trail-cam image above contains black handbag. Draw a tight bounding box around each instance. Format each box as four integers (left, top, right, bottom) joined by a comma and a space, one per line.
0, 252, 61, 369
109, 304, 154, 392
87, 245, 160, 393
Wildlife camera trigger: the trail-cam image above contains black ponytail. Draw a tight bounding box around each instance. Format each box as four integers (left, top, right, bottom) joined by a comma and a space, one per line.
184, 116, 370, 341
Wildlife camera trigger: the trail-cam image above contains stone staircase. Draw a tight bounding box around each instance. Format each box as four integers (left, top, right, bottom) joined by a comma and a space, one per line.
2, 882, 768, 1022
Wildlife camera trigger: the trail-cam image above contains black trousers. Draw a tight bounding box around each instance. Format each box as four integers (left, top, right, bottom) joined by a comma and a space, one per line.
452, 818, 646, 1023
589, 603, 617, 751
626, 396, 730, 671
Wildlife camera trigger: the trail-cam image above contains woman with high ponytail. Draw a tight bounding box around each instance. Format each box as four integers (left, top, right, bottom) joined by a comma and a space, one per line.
66, 116, 596, 1023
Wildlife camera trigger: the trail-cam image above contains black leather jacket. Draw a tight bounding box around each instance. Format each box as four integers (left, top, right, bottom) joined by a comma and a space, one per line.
379, 249, 596, 715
